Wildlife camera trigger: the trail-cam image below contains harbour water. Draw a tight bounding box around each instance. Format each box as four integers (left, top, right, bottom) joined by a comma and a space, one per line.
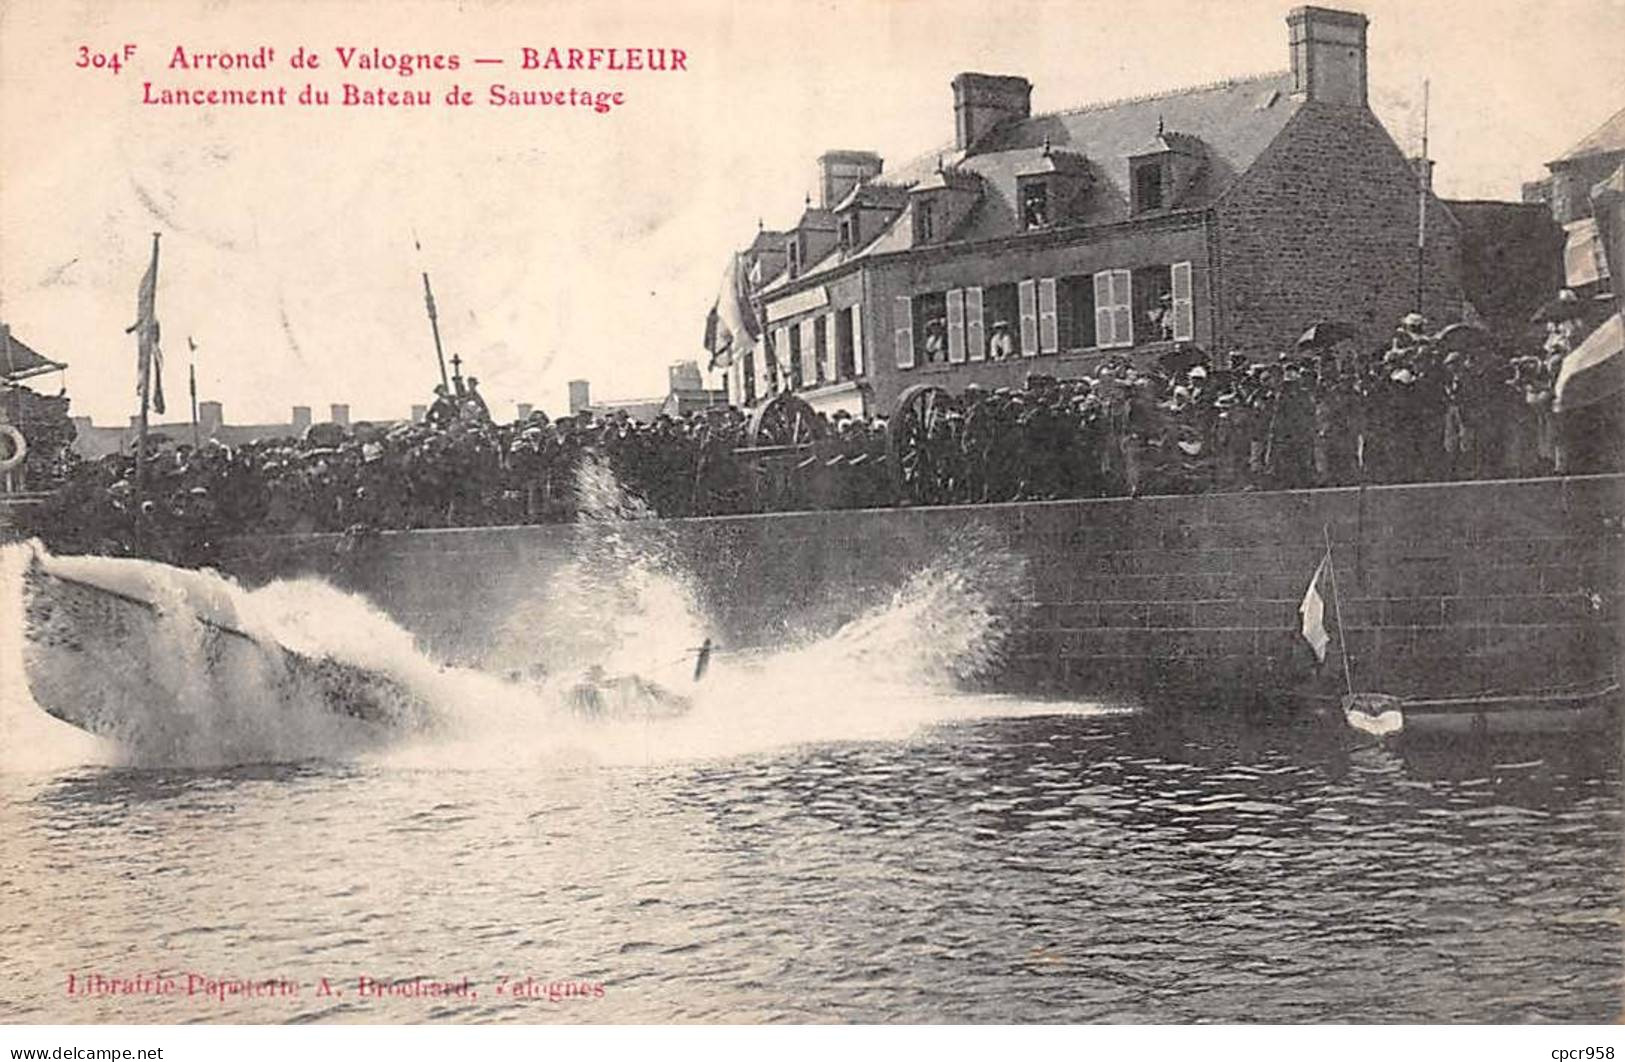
1, 494, 1620, 1023
1, 708, 1618, 1023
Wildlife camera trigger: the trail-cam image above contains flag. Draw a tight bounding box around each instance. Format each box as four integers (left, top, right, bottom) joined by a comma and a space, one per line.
1553, 311, 1624, 413
705, 253, 759, 371
127, 234, 164, 415
1299, 552, 1331, 664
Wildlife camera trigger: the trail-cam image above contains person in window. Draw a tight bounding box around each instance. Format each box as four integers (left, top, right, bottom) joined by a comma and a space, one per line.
988, 320, 1014, 361
923, 318, 947, 364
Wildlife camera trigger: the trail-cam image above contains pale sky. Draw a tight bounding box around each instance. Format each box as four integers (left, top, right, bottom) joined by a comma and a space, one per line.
2, 0, 1622, 426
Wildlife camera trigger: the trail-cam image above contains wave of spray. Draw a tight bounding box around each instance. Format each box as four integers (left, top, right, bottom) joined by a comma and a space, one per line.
4, 460, 1089, 773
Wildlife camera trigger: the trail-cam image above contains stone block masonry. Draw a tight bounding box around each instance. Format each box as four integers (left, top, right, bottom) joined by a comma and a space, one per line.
216, 474, 1624, 708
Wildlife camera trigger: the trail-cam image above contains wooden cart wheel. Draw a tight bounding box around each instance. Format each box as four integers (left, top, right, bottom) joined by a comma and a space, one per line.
886, 384, 959, 504
746, 392, 825, 449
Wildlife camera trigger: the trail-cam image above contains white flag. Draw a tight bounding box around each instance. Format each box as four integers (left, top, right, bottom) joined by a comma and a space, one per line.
1299, 553, 1330, 664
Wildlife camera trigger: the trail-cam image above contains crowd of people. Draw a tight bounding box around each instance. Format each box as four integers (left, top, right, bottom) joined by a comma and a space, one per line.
23, 309, 1619, 566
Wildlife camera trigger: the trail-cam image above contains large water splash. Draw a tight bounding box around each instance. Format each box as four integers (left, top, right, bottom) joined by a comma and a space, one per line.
2, 462, 1067, 772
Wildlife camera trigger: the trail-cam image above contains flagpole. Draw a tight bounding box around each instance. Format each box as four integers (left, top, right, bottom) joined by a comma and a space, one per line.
1416, 78, 1429, 315
134, 232, 160, 552
1324, 523, 1354, 697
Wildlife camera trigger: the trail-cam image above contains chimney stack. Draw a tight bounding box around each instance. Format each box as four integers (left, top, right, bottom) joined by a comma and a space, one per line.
516, 402, 534, 421
951, 73, 1032, 152
329, 403, 350, 426
1287, 6, 1369, 108
668, 360, 704, 392
291, 406, 312, 433
198, 400, 224, 434
816, 150, 883, 208
568, 380, 591, 415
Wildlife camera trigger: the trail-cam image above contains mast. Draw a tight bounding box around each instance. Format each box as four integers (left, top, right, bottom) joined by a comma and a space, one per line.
1324, 524, 1354, 698
414, 234, 451, 392
1416, 79, 1430, 315
188, 336, 199, 448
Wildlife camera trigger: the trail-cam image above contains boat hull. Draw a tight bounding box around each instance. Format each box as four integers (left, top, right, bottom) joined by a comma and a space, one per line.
20, 552, 432, 742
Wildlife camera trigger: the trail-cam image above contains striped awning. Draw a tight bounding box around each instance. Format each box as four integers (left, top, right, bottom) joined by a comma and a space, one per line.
1564, 218, 1611, 288
1555, 311, 1624, 413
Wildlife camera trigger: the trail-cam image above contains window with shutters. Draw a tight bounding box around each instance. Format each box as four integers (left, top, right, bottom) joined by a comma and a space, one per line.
1170, 261, 1194, 342
1094, 270, 1133, 349
1037, 278, 1059, 354
1017, 280, 1039, 357
912, 291, 949, 365
838, 216, 857, 252
772, 327, 789, 390
1133, 265, 1175, 342
786, 237, 801, 279
965, 287, 986, 362
1058, 275, 1095, 350
984, 283, 1018, 361
893, 296, 915, 369
946, 289, 967, 363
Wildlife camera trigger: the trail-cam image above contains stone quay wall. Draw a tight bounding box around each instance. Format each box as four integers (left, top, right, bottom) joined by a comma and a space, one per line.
215, 474, 1624, 706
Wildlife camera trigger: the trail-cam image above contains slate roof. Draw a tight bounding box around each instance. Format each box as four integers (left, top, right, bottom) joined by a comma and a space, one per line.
772, 71, 1302, 290
1551, 105, 1625, 166
1, 328, 66, 382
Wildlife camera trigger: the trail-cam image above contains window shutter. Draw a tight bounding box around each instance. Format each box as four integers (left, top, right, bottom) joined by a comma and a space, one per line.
946, 289, 967, 363
800, 319, 817, 385
1112, 269, 1134, 348
823, 312, 839, 381
852, 305, 865, 377
965, 287, 986, 362
965, 287, 985, 362
1038, 278, 1059, 354
894, 296, 915, 369
774, 327, 790, 390
1093, 272, 1114, 348
1171, 261, 1194, 342
1018, 279, 1039, 357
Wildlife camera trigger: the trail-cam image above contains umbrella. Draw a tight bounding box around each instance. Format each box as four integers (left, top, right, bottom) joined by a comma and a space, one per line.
1433, 322, 1493, 353
1296, 322, 1357, 349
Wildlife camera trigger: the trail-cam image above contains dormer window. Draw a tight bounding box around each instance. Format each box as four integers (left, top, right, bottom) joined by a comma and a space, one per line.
1132, 161, 1165, 213
914, 199, 937, 243
838, 215, 858, 252
1019, 178, 1050, 229
786, 237, 801, 278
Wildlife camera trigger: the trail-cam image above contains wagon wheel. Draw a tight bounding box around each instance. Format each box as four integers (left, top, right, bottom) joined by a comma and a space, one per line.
746, 392, 825, 449
887, 384, 960, 505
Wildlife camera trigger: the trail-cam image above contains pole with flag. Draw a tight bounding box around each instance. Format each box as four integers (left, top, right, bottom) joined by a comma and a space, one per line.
127, 232, 162, 546
1299, 525, 1354, 697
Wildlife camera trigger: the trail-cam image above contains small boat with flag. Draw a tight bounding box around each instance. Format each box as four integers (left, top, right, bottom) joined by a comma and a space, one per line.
1293, 527, 1619, 742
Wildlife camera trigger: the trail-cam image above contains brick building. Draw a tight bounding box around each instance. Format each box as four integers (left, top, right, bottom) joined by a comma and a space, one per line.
717, 5, 1463, 419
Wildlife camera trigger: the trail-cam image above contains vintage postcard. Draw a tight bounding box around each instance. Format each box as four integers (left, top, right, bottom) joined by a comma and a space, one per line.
1, 0, 1622, 1042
